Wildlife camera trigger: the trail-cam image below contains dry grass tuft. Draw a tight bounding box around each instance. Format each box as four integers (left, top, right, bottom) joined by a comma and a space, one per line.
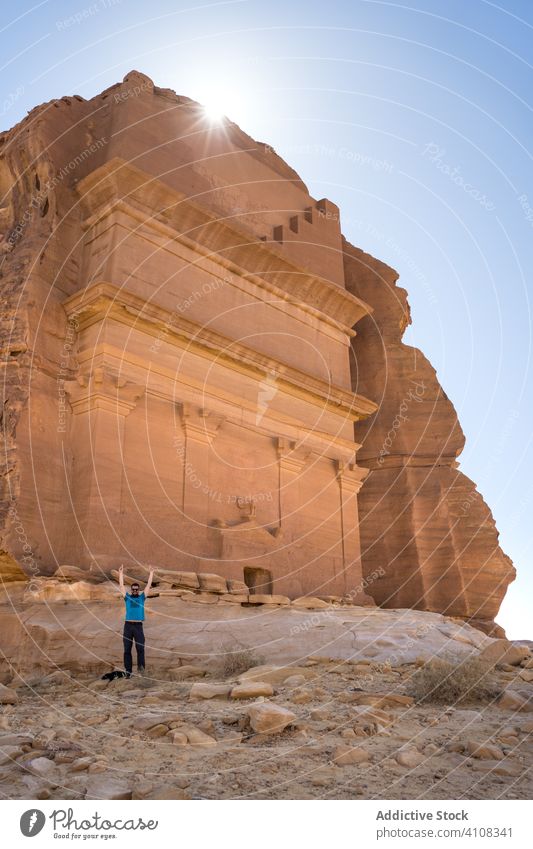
216, 645, 265, 678
407, 654, 502, 705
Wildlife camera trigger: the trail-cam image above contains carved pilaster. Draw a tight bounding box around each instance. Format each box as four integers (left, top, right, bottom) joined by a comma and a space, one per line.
176, 403, 225, 521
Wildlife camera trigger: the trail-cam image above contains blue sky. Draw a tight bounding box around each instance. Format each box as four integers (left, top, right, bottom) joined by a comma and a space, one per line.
2, 0, 531, 637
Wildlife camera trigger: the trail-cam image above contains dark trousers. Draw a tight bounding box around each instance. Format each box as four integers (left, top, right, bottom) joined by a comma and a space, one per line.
123, 621, 145, 673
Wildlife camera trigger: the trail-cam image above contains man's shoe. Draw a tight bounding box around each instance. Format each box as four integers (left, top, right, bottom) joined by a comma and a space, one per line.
125, 672, 132, 679
138, 667, 145, 676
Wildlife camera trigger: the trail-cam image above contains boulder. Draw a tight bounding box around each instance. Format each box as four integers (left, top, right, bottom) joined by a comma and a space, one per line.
230, 682, 274, 699
189, 683, 231, 700
247, 701, 296, 734
478, 640, 530, 668
246, 594, 290, 606
238, 665, 315, 685
161, 571, 199, 590
291, 597, 330, 610
197, 573, 227, 594
497, 690, 533, 712
167, 665, 206, 681
183, 593, 219, 604
227, 579, 249, 595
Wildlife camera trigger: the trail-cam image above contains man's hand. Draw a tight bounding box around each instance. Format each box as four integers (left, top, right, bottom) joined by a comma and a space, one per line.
118, 564, 126, 597
144, 566, 154, 596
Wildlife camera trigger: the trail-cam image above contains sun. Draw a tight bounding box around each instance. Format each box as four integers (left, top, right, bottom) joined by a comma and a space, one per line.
202, 100, 226, 125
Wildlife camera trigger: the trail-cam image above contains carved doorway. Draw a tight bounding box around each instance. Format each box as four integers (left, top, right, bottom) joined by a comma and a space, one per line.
244, 567, 273, 595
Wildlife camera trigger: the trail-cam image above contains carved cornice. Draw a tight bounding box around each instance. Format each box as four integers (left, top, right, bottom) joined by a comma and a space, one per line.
335, 459, 368, 493
275, 437, 312, 473
62, 282, 378, 422
76, 157, 374, 330
64, 367, 145, 415
177, 402, 225, 445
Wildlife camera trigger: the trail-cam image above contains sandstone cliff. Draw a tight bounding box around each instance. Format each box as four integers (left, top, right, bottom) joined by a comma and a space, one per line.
344, 240, 515, 636
0, 71, 515, 634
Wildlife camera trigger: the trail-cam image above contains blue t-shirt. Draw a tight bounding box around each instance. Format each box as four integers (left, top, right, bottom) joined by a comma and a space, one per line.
124, 592, 145, 621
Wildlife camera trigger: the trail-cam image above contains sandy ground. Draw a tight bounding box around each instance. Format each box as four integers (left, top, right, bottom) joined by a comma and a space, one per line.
1, 657, 531, 801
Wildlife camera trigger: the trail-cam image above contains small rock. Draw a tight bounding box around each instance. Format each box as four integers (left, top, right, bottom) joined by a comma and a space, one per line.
497, 690, 533, 712
247, 701, 296, 734
149, 786, 190, 799
147, 724, 169, 738
183, 727, 217, 747
26, 756, 57, 777
0, 684, 17, 705
69, 756, 94, 772
167, 666, 207, 681
290, 690, 313, 705
519, 669, 533, 683
283, 675, 307, 687
333, 745, 371, 766
0, 745, 23, 766
465, 741, 504, 760
167, 730, 188, 745
395, 748, 425, 768
84, 779, 132, 800
291, 597, 330, 609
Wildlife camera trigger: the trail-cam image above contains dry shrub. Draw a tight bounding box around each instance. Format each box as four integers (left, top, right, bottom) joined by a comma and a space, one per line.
216, 644, 265, 678
408, 654, 502, 706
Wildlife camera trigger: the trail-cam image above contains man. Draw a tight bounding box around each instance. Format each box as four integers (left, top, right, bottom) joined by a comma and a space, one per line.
118, 564, 154, 677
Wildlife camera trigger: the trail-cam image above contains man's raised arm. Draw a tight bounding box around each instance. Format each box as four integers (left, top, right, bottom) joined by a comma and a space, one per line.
144, 567, 154, 596
118, 564, 126, 597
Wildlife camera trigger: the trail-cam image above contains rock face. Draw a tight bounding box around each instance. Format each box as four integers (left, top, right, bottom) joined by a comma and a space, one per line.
0, 70, 513, 630
344, 242, 515, 633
